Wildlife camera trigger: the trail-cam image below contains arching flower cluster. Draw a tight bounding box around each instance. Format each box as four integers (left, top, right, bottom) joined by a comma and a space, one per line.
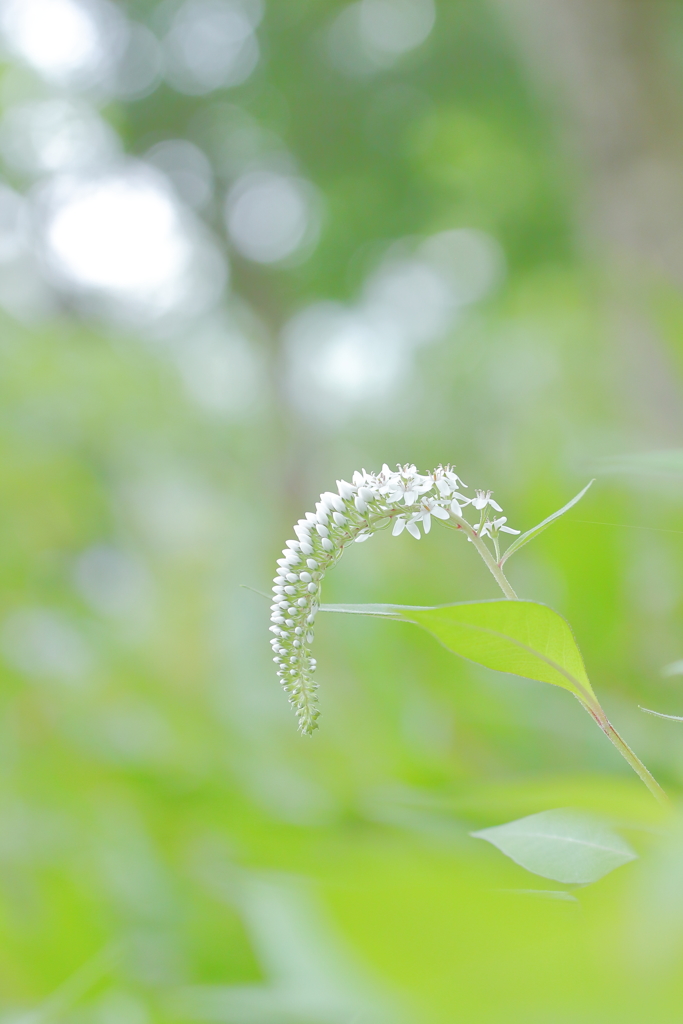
269, 464, 518, 734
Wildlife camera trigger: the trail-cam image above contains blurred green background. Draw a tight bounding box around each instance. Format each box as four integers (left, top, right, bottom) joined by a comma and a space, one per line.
4, 0, 683, 1020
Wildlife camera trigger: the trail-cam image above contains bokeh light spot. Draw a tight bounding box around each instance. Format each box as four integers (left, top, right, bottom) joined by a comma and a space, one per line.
225, 170, 321, 264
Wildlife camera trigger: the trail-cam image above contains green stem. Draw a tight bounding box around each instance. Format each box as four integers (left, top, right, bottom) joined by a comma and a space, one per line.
449, 512, 519, 599
582, 701, 669, 806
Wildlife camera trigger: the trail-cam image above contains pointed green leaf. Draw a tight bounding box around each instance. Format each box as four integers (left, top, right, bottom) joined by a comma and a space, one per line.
471, 809, 637, 883
499, 480, 594, 565
640, 707, 683, 722
320, 599, 596, 703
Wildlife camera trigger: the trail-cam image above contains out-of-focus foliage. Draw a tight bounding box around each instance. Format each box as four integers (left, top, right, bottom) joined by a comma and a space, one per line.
2, 0, 683, 1021
471, 808, 638, 884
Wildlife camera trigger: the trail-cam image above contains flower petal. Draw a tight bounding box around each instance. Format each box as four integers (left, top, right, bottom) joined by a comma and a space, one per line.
337, 479, 355, 499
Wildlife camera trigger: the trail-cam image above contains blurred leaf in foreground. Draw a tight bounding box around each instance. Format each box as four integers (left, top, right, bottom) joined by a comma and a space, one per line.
471, 809, 637, 884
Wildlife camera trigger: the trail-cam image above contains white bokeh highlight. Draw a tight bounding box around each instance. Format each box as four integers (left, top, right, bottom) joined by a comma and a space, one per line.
284, 302, 408, 419
225, 170, 321, 264
74, 545, 152, 619
45, 171, 190, 293
39, 163, 227, 321
0, 0, 126, 90
284, 229, 505, 421
327, 0, 435, 76
0, 184, 27, 262
0, 99, 119, 175
361, 0, 435, 58
145, 139, 214, 211
111, 23, 163, 100
163, 0, 263, 95
0, 607, 93, 685
418, 228, 505, 305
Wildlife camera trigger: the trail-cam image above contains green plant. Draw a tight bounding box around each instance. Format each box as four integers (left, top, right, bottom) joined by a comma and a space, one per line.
269, 464, 666, 808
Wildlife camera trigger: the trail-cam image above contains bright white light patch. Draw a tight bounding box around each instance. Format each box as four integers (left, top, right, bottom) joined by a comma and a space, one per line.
0, 0, 106, 86
44, 169, 191, 298
284, 302, 409, 421
226, 171, 321, 264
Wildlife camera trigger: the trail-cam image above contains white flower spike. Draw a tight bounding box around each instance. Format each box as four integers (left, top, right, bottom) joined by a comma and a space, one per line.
269, 464, 521, 735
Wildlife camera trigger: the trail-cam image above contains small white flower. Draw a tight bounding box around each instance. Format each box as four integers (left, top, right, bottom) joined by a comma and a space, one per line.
415, 496, 450, 534
337, 479, 355, 499
392, 516, 406, 536
321, 491, 345, 512
380, 464, 433, 504
472, 489, 503, 512
433, 464, 468, 497
405, 518, 421, 540
480, 516, 520, 537
352, 469, 378, 489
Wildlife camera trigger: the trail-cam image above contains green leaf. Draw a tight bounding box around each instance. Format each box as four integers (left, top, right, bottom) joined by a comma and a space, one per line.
320, 599, 596, 703
471, 809, 637, 884
499, 480, 594, 565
